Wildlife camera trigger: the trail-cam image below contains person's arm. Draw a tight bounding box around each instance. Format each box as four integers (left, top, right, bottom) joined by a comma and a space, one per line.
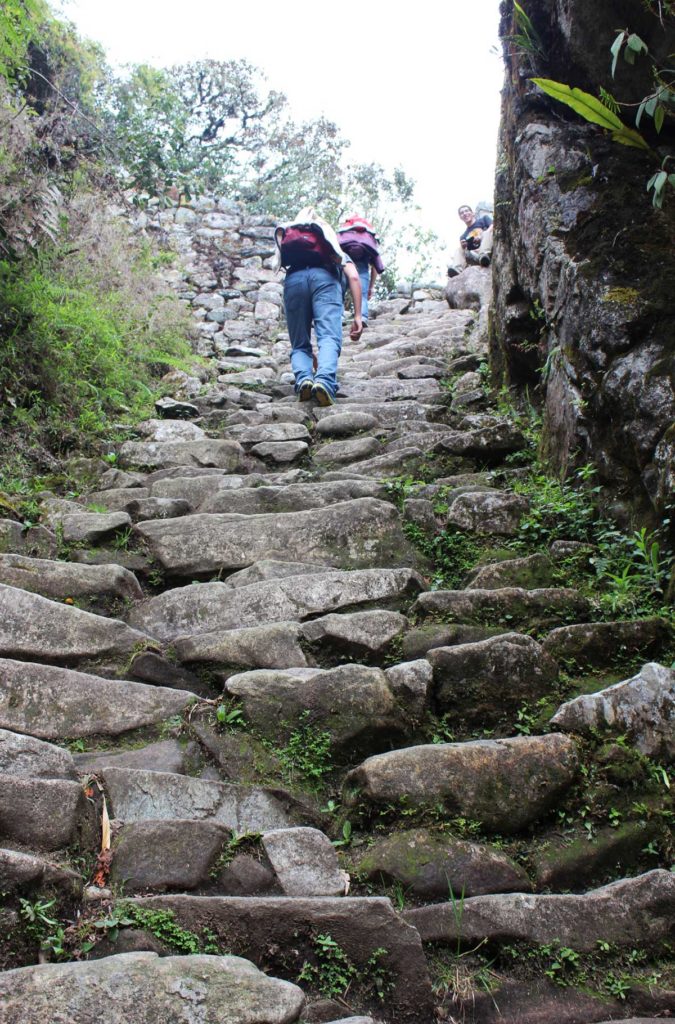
368, 264, 378, 299
343, 262, 363, 339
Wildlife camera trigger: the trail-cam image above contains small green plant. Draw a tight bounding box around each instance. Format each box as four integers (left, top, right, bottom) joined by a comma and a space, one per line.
272, 711, 333, 788
605, 971, 631, 999
298, 933, 356, 998
298, 933, 392, 1003
215, 703, 245, 730
19, 897, 58, 946
508, 1, 546, 61
542, 944, 581, 986
514, 703, 538, 736
95, 904, 220, 954
332, 820, 353, 849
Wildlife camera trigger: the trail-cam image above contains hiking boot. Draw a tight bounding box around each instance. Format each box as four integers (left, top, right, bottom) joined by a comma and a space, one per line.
479, 254, 491, 268
312, 382, 335, 407
297, 380, 313, 402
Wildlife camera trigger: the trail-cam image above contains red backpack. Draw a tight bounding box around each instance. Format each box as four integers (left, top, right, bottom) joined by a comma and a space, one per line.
279, 225, 335, 269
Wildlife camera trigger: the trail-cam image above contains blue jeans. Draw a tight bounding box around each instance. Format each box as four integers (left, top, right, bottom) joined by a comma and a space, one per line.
342, 259, 370, 322
284, 266, 343, 398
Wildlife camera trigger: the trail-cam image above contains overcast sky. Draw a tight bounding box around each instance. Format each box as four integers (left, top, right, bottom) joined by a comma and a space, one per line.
56, 0, 504, 271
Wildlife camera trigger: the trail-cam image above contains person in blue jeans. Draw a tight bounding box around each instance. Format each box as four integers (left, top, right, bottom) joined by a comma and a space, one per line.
275, 208, 363, 406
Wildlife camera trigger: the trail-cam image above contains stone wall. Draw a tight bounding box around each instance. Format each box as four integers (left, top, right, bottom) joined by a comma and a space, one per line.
129, 196, 284, 358
491, 0, 675, 524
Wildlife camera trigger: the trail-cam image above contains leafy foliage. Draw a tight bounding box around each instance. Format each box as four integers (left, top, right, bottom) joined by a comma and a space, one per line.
0, 215, 192, 452
0, 0, 46, 85
531, 79, 651, 151
530, 4, 675, 206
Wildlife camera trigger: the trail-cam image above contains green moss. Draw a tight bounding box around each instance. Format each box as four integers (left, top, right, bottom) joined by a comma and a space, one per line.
601, 287, 640, 305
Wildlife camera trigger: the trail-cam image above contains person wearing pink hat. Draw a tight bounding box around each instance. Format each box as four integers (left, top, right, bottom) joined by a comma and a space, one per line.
337, 215, 385, 327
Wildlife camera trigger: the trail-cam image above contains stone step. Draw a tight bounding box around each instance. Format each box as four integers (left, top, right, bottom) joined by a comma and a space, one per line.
121, 895, 435, 1023
0, 553, 143, 607
133, 498, 418, 576
0, 585, 151, 667
198, 479, 385, 515
404, 869, 675, 950
118, 438, 245, 472
0, 658, 196, 740
223, 663, 415, 757
127, 567, 424, 641
100, 766, 311, 834
412, 586, 593, 631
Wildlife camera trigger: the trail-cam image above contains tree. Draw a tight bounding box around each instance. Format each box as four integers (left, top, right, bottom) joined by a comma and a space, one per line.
110, 57, 417, 225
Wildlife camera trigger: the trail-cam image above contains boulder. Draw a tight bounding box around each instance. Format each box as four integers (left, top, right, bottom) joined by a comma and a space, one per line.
0, 848, 83, 895
175, 621, 308, 671
541, 618, 672, 668
223, 560, 337, 588
445, 490, 528, 535
119, 439, 245, 471
111, 820, 228, 891
427, 633, 558, 724
301, 610, 408, 657
0, 554, 143, 604
0, 728, 77, 779
0, 775, 91, 850
249, 440, 309, 463
60, 511, 131, 545
550, 662, 675, 760
533, 821, 661, 890
466, 553, 556, 590
433, 423, 526, 461
262, 827, 347, 896
345, 734, 578, 833
74, 739, 195, 776
402, 622, 507, 659
236, 422, 310, 445
413, 587, 592, 631
312, 436, 382, 466
100, 767, 304, 835
315, 412, 381, 437
356, 829, 531, 898
0, 659, 196, 739
0, 585, 151, 664
225, 664, 406, 756
0, 952, 305, 1023
200, 480, 383, 515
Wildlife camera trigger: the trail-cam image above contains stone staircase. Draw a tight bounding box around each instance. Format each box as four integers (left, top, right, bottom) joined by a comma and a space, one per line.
0, 295, 673, 1023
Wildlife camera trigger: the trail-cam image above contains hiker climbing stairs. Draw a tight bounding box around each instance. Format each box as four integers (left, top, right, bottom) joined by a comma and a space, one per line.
0, 291, 673, 1024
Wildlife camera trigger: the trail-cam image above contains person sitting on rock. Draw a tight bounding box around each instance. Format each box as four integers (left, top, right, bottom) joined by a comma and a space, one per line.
336, 214, 385, 327
275, 207, 363, 406
447, 204, 493, 277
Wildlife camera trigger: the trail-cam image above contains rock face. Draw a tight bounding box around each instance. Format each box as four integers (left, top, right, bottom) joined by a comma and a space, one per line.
491, 0, 675, 519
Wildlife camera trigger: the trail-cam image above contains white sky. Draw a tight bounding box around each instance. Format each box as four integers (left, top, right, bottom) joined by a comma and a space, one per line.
56, 0, 504, 273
